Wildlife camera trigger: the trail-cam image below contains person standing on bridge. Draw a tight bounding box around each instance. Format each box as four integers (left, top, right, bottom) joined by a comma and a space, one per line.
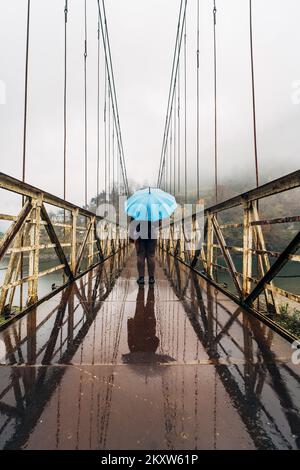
125, 187, 177, 285
129, 219, 159, 285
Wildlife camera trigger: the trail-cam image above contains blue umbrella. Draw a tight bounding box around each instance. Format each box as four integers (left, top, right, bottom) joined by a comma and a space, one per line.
125, 188, 177, 222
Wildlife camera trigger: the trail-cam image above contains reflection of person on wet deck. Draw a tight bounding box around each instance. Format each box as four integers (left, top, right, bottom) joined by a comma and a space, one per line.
127, 286, 159, 354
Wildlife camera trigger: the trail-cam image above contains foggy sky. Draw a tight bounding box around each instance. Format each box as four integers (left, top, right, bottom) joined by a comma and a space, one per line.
0, 0, 300, 212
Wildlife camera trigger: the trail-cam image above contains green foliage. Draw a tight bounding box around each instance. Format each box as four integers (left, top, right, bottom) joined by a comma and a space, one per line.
276, 303, 300, 337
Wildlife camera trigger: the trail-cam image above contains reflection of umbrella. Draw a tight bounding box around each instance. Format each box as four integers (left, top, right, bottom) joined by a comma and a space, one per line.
125, 187, 177, 222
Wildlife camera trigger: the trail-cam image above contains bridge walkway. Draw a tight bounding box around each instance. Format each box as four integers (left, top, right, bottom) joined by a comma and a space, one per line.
0, 248, 299, 450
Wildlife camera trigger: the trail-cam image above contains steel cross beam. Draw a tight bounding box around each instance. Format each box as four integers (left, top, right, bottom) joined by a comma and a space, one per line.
245, 229, 300, 305
0, 199, 32, 263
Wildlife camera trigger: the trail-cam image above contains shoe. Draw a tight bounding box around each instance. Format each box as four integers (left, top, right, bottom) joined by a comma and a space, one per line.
149, 276, 155, 285
137, 276, 145, 285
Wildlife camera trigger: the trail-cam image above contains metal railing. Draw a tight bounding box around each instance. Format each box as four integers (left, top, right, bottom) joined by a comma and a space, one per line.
0, 173, 128, 322
159, 170, 300, 337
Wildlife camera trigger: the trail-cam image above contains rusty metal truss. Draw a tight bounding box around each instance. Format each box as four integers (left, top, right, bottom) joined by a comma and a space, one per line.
0, 173, 128, 322
159, 170, 300, 334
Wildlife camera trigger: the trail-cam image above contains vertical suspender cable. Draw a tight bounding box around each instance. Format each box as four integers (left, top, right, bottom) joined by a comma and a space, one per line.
249, 0, 260, 309
174, 78, 177, 194
112, 121, 115, 204
169, 123, 172, 193
117, 148, 120, 195
170, 109, 173, 194
157, 0, 187, 187
84, 0, 88, 207
97, 0, 129, 195
22, 0, 30, 184
108, 87, 111, 202
101, 0, 129, 195
63, 0, 68, 200
104, 69, 107, 200
165, 135, 168, 192
184, 17, 187, 202
213, 0, 218, 204
97, 17, 100, 207
63, 0, 68, 277
21, 0, 31, 310
249, 0, 259, 187
178, 62, 181, 196
196, 0, 200, 200
157, 0, 184, 188
166, 153, 168, 191
213, 1, 219, 281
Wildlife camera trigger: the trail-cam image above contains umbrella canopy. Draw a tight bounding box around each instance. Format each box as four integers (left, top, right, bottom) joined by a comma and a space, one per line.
125, 188, 177, 222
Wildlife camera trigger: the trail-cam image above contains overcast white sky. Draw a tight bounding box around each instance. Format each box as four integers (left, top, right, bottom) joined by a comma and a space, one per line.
0, 0, 300, 209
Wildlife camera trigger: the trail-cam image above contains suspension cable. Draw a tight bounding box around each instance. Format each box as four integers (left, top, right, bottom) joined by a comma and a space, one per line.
98, 0, 129, 195
174, 76, 177, 194
196, 0, 200, 200
20, 0, 31, 311
157, 0, 187, 188
96, 17, 100, 207
84, 0, 88, 207
63, 0, 68, 200
169, 119, 172, 193
178, 60, 181, 196
158, 0, 187, 188
213, 0, 218, 204
249, 0, 259, 187
22, 0, 31, 183
170, 109, 173, 194
112, 120, 115, 204
104, 67, 107, 200
157, 0, 184, 188
108, 86, 111, 202
184, 17, 187, 202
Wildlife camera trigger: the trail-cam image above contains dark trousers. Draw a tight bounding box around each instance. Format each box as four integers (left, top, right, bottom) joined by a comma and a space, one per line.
135, 239, 157, 278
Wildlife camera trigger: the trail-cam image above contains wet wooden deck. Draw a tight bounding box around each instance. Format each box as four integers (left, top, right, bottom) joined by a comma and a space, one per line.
0, 248, 299, 450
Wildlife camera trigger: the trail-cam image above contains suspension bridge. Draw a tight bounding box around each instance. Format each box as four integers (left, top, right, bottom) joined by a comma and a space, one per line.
0, 0, 300, 450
